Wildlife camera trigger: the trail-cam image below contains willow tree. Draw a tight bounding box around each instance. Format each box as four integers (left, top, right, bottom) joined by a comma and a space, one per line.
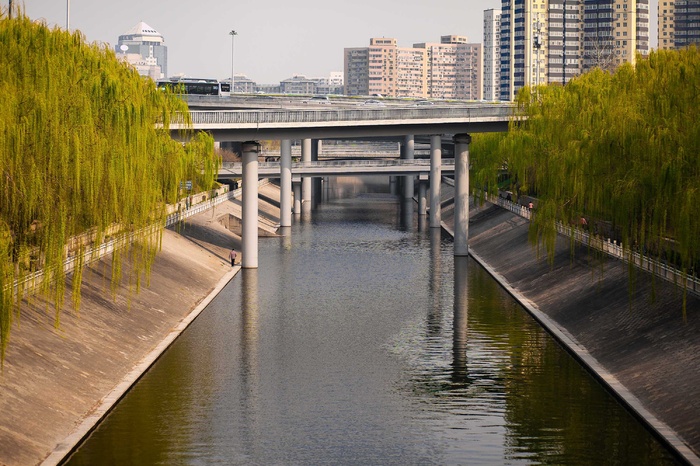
0, 14, 220, 360
471, 47, 700, 314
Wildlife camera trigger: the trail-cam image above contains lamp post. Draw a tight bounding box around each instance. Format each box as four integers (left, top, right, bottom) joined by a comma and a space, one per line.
229, 30, 238, 94
67, 0, 70, 29
533, 14, 542, 98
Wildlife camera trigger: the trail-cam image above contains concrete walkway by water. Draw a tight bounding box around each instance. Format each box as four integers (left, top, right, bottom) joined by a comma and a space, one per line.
443, 202, 700, 465
0, 186, 281, 466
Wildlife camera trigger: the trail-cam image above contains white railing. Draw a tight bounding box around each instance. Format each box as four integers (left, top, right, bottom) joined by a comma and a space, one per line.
221, 159, 454, 172
484, 193, 700, 295
9, 182, 254, 299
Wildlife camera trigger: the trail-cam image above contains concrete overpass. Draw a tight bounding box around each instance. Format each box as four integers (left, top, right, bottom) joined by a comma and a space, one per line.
172, 102, 516, 141
172, 99, 518, 269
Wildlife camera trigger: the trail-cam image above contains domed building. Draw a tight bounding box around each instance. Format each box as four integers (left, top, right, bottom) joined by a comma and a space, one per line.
115, 21, 168, 79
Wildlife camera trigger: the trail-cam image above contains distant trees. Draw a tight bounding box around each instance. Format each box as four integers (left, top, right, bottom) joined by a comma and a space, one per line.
0, 14, 220, 359
471, 47, 700, 314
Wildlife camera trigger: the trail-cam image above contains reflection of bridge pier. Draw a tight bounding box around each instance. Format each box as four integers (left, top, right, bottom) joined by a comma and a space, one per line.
452, 256, 470, 384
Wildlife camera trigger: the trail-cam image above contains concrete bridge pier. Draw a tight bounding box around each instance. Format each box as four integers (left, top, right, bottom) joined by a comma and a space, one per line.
429, 135, 442, 228
280, 139, 292, 227
312, 139, 322, 208
301, 139, 312, 215
453, 133, 471, 256
402, 135, 415, 200
418, 175, 428, 216
293, 178, 302, 215
242, 141, 261, 268
389, 176, 398, 195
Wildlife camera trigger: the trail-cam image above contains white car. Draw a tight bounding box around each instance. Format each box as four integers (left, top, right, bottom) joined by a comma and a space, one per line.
361, 99, 385, 107
309, 95, 331, 104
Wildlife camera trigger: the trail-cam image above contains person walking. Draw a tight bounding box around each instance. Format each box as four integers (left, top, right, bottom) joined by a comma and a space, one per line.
229, 249, 237, 266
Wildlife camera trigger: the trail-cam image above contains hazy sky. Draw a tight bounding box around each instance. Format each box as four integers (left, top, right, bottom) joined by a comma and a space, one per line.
21, 0, 658, 84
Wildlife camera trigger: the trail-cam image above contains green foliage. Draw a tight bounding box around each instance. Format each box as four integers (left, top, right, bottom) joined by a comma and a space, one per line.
471, 47, 700, 312
0, 14, 220, 360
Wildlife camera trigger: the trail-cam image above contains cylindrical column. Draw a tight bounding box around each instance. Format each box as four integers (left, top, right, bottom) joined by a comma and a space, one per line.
429, 135, 442, 228
418, 180, 427, 215
311, 139, 322, 207
242, 141, 260, 268
402, 135, 415, 199
293, 181, 301, 214
280, 139, 292, 227
301, 138, 312, 205
454, 134, 471, 256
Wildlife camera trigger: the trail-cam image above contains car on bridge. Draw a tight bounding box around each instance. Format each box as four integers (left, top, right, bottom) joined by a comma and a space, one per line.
361, 99, 385, 107
308, 95, 331, 104
411, 100, 434, 107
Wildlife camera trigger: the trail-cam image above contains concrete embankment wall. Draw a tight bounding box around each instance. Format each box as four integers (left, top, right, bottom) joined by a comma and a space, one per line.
445, 202, 700, 464
0, 183, 282, 466
2, 181, 698, 465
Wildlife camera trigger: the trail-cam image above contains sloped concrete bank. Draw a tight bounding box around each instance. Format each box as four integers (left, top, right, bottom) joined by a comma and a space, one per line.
0, 184, 282, 466
443, 203, 700, 465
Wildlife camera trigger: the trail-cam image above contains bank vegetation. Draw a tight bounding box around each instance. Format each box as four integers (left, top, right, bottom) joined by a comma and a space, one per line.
471, 47, 700, 315
0, 13, 220, 360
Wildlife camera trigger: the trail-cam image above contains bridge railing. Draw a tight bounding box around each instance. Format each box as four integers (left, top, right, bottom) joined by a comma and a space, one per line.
183, 105, 516, 126
221, 159, 454, 171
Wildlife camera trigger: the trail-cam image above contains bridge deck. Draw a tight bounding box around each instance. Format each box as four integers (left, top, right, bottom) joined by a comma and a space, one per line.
218, 159, 454, 178
172, 101, 518, 141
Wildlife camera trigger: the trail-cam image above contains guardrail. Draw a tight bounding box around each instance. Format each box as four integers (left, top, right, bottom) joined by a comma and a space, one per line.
484, 193, 700, 295
221, 159, 454, 171
181, 104, 516, 127
219, 159, 455, 177
9, 182, 261, 301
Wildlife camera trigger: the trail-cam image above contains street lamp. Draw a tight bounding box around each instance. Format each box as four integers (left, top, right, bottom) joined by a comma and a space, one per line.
229, 30, 238, 94
66, 0, 70, 30
533, 15, 542, 98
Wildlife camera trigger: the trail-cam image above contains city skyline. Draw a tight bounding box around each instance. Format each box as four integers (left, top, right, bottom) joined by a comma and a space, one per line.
21, 0, 658, 84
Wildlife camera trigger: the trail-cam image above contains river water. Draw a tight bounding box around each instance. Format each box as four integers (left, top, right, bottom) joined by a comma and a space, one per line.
66, 177, 680, 465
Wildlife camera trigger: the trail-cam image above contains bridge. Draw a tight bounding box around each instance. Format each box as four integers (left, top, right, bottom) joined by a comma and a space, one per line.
217, 159, 455, 178
175, 97, 519, 269
173, 98, 516, 141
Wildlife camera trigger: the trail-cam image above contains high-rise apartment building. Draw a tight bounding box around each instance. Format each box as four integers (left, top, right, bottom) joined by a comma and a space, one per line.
344, 47, 371, 96
483, 9, 502, 101
582, 0, 650, 72
344, 37, 481, 99
497, 0, 649, 101
414, 36, 482, 100
500, 0, 554, 101
396, 46, 428, 97
115, 22, 167, 79
658, 0, 700, 50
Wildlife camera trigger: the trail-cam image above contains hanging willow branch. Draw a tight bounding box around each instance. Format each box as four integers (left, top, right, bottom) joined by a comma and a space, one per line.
471, 47, 700, 318
0, 14, 220, 361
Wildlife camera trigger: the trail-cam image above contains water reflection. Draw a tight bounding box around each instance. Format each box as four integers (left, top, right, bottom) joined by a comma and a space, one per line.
66, 176, 681, 466
452, 257, 469, 386
400, 198, 414, 230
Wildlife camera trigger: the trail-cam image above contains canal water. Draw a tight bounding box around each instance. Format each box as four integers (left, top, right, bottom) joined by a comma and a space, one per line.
66, 177, 680, 465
